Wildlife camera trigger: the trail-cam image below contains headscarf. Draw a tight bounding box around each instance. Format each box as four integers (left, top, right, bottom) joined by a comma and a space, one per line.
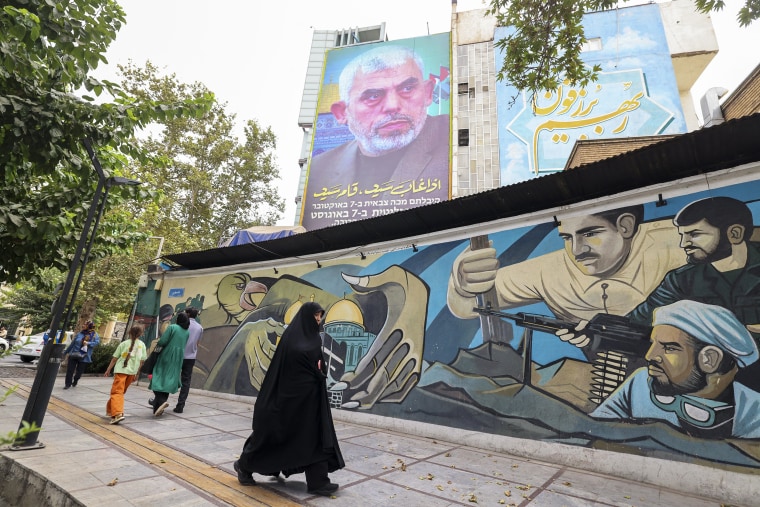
281, 301, 324, 342
652, 300, 759, 367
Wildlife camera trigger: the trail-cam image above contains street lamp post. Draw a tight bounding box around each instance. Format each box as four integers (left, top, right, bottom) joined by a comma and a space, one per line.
59, 176, 142, 334
11, 139, 141, 449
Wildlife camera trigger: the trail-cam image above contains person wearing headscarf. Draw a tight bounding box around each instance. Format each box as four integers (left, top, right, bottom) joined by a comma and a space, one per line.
233, 301, 345, 496
149, 312, 190, 416
62, 321, 100, 389
591, 300, 760, 438
104, 325, 148, 424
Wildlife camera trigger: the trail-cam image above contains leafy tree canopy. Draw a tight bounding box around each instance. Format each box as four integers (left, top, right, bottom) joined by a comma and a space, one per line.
0, 267, 63, 331
488, 0, 760, 98
0, 0, 212, 283
119, 61, 284, 250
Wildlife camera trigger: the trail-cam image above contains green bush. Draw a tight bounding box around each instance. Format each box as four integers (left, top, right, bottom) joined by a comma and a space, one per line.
86, 341, 119, 374
1, 346, 40, 445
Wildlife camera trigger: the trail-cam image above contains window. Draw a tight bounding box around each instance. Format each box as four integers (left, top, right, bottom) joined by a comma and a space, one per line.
458, 82, 468, 94
458, 129, 470, 147
581, 37, 602, 52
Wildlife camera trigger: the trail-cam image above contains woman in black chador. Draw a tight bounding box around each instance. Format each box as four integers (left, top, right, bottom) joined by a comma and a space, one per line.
234, 301, 344, 496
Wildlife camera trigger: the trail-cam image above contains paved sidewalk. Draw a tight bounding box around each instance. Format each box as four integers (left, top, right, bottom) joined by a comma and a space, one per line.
0, 375, 737, 506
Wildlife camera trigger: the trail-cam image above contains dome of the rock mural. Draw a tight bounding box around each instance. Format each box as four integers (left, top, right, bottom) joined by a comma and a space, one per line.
324, 298, 364, 328
284, 298, 304, 325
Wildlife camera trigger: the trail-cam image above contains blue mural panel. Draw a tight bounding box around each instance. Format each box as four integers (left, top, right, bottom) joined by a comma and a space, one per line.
496, 4, 687, 182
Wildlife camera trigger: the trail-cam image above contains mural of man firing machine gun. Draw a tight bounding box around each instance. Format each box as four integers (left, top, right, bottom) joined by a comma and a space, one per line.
473, 304, 651, 403
447, 205, 686, 404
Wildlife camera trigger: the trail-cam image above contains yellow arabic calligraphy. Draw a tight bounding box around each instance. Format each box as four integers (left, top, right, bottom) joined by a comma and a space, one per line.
531, 91, 644, 174
533, 85, 590, 117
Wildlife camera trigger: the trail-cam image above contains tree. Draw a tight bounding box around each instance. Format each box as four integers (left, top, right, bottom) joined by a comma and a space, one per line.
77, 239, 164, 323
0, 0, 212, 283
488, 0, 760, 99
0, 268, 63, 331
118, 61, 284, 250
71, 62, 285, 325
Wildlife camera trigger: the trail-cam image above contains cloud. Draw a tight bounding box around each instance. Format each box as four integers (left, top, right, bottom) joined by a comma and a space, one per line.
501, 142, 529, 185
605, 26, 657, 51
603, 57, 644, 70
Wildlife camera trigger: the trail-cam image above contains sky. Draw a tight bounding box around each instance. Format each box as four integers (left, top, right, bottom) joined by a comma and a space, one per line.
96, 0, 760, 227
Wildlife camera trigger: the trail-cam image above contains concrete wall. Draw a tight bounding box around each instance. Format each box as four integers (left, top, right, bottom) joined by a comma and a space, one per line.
0, 455, 83, 507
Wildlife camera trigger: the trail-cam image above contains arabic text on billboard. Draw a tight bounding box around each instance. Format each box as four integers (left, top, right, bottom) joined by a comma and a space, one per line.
301, 32, 451, 229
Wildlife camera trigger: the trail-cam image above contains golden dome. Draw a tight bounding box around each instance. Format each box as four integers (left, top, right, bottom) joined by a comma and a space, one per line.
324, 299, 364, 327
284, 299, 303, 325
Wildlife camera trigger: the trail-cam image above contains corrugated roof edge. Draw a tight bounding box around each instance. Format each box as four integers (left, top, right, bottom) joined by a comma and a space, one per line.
165, 112, 760, 270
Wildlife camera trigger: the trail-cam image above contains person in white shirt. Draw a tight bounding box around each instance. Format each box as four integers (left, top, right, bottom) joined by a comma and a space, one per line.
175, 307, 203, 413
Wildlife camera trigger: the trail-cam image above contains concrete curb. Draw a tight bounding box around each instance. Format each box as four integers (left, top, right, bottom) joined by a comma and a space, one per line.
0, 453, 83, 507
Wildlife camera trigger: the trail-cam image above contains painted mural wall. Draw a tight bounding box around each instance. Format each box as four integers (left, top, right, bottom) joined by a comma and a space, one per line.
496, 4, 688, 183
159, 167, 760, 474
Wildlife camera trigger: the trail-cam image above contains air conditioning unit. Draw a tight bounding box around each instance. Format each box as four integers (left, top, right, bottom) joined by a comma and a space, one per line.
137, 274, 149, 288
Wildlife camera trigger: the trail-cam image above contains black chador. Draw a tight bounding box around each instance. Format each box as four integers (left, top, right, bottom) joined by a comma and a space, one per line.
237, 301, 344, 490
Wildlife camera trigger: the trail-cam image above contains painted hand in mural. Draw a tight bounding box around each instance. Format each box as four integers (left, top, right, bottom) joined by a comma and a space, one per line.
243, 318, 286, 391
447, 244, 501, 319
452, 244, 500, 295
329, 266, 428, 410
555, 319, 591, 348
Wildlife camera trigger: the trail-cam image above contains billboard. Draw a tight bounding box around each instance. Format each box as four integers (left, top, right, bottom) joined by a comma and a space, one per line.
496, 4, 687, 183
300, 32, 451, 230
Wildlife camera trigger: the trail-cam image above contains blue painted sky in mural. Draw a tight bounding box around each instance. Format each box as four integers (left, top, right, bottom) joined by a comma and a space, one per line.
507, 69, 676, 173
496, 4, 687, 183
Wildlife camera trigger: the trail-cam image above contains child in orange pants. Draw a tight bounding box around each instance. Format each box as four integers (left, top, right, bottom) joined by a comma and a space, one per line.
104, 325, 147, 424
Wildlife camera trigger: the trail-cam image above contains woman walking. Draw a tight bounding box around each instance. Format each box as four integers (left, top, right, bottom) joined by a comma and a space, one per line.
148, 312, 189, 416
63, 321, 100, 389
234, 301, 344, 496
104, 325, 147, 425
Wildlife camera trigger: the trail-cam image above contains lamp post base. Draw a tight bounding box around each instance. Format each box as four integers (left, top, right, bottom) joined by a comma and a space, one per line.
6, 442, 46, 451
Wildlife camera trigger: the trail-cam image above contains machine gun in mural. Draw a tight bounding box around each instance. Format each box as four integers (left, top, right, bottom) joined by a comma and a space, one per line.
473, 305, 651, 402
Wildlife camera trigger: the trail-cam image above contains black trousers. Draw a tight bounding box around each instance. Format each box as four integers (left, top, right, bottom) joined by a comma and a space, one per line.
152, 391, 170, 413
176, 358, 195, 408
65, 357, 87, 387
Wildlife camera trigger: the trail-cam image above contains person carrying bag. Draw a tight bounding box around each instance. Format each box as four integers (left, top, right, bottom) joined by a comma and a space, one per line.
62, 321, 100, 389
146, 313, 190, 416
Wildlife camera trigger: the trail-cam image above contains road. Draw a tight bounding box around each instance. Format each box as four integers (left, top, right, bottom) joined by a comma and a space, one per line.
0, 349, 39, 379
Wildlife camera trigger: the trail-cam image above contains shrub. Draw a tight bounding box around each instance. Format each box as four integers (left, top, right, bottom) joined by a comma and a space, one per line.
0, 346, 39, 445
86, 341, 119, 374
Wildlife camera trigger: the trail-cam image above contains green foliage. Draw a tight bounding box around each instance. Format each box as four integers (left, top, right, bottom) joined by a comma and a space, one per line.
79, 254, 142, 321
2, 2, 281, 328
694, 0, 760, 27
0, 346, 40, 446
0, 0, 213, 283
0, 267, 63, 330
86, 340, 118, 374
488, 0, 759, 99
119, 61, 285, 250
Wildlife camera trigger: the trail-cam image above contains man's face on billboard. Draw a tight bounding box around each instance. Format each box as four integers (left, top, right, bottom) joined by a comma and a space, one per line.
677, 219, 732, 264
558, 214, 632, 277
333, 59, 434, 157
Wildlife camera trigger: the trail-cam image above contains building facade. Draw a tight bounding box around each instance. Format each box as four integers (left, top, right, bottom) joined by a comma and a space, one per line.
293, 0, 718, 225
